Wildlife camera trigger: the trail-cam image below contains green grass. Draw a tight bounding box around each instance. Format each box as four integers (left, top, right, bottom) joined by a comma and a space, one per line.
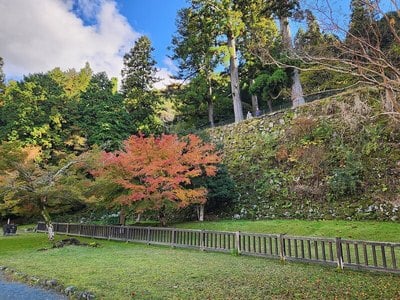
0, 231, 399, 299
174, 219, 400, 242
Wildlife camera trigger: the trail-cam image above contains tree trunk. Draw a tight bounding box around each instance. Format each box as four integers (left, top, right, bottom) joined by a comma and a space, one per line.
251, 80, 259, 116
207, 75, 215, 128
280, 17, 292, 50
119, 208, 126, 226
208, 100, 215, 128
291, 69, 305, 107
196, 204, 205, 222
158, 205, 167, 227
279, 17, 305, 108
227, 32, 243, 123
267, 99, 273, 113
135, 213, 142, 223
40, 199, 54, 240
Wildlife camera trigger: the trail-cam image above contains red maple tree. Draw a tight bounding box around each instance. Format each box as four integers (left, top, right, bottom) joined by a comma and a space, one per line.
93, 134, 221, 225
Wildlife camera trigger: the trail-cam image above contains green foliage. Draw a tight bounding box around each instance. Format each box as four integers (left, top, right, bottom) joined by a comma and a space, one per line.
263, 0, 300, 18
348, 0, 373, 39
250, 69, 289, 101
77, 72, 134, 151
0, 142, 87, 221
209, 90, 400, 221
48, 63, 92, 99
0, 74, 72, 157
327, 152, 363, 201
120, 36, 163, 134
123, 88, 163, 135
300, 69, 356, 95
255, 169, 291, 202
171, 73, 233, 130
0, 64, 159, 158
294, 10, 357, 95
121, 36, 158, 95
191, 164, 237, 216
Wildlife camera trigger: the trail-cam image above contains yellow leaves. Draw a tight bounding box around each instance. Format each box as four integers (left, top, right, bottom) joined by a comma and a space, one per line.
31, 125, 50, 139
175, 188, 207, 206
64, 134, 87, 151
49, 113, 64, 128
221, 7, 244, 36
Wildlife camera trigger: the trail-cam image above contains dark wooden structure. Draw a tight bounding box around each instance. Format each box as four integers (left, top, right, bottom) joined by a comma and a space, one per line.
3, 224, 17, 236
37, 222, 400, 274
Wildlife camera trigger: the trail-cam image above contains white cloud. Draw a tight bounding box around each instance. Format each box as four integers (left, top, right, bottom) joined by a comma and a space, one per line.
150, 56, 182, 90
163, 56, 179, 74
0, 0, 139, 81
154, 68, 182, 90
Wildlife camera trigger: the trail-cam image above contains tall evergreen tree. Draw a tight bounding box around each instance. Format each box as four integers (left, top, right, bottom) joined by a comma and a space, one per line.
171, 7, 220, 127
121, 36, 162, 134
180, 0, 245, 123
121, 36, 158, 95
238, 0, 278, 115
264, 0, 305, 108
348, 0, 373, 39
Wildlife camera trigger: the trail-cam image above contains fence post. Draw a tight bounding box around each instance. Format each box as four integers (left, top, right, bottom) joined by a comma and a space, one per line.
336, 237, 344, 270
235, 231, 241, 254
66, 223, 69, 234
107, 226, 111, 240
78, 224, 82, 236
171, 229, 176, 248
147, 227, 151, 245
279, 234, 286, 261
124, 226, 128, 242
200, 230, 205, 251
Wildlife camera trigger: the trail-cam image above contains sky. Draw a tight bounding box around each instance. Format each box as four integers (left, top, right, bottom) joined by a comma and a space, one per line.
0, 0, 187, 88
0, 0, 397, 88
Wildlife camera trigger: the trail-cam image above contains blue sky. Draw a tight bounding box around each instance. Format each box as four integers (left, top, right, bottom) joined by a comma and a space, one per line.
115, 0, 187, 69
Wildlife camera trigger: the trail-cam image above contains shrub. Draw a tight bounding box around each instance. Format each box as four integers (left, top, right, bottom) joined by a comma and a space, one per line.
328, 152, 363, 201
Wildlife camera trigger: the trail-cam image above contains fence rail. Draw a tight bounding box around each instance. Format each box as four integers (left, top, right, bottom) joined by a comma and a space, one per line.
37, 222, 400, 274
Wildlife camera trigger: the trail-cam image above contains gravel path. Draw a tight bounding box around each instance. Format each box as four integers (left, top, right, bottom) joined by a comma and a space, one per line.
0, 275, 66, 300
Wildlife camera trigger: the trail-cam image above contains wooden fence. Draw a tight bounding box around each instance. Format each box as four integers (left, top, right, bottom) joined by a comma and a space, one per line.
37, 222, 400, 274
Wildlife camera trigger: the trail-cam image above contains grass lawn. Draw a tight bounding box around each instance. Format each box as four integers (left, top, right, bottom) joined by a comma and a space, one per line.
175, 219, 400, 242
0, 231, 399, 299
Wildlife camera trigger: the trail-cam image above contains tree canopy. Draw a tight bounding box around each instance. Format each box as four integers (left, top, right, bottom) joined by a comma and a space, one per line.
91, 134, 221, 225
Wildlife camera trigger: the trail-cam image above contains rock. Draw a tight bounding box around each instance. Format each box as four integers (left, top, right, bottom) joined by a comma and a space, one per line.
65, 286, 77, 295
78, 291, 95, 299
279, 118, 285, 125
52, 238, 95, 249
0, 266, 7, 271
29, 276, 39, 284
391, 216, 398, 222
45, 279, 57, 287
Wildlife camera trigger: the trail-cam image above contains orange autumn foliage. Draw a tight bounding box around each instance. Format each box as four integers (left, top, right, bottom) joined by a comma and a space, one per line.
93, 134, 221, 212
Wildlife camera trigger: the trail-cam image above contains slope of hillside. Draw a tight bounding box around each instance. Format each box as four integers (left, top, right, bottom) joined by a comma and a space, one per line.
209, 88, 400, 221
